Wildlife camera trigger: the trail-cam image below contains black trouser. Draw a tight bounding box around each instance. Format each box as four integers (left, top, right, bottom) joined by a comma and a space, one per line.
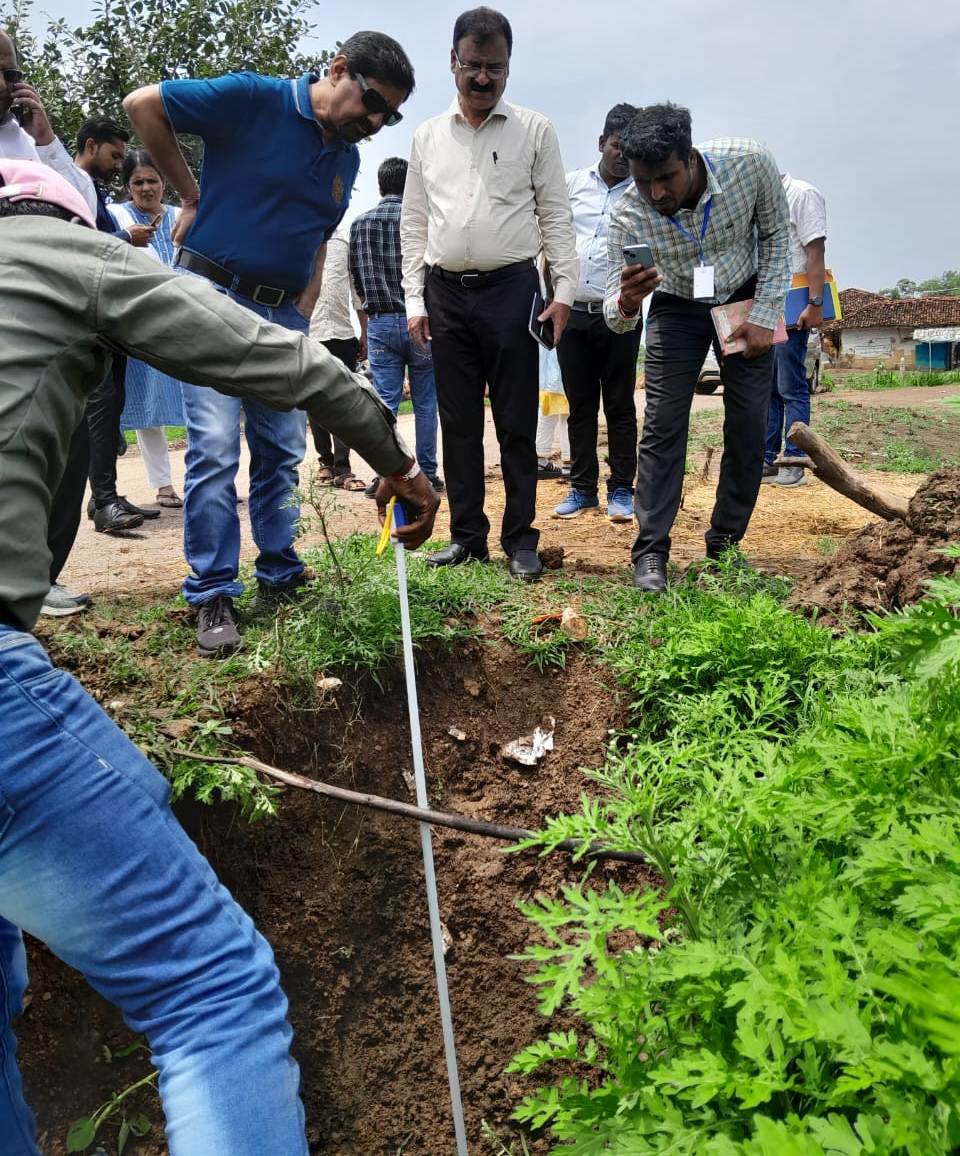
556, 308, 641, 497
633, 280, 774, 562
47, 417, 90, 584
87, 355, 127, 507
425, 263, 540, 556
309, 336, 359, 475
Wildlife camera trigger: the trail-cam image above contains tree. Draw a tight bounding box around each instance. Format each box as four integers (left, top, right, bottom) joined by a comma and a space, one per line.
879, 270, 960, 298
2, 0, 334, 160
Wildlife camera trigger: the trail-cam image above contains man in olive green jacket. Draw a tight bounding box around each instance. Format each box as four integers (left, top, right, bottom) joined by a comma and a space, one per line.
0, 188, 437, 1156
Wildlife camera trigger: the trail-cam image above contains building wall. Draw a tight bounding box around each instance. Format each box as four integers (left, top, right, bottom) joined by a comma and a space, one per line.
837, 327, 918, 369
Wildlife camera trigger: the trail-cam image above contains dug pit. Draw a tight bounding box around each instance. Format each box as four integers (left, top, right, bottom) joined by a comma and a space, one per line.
19, 639, 657, 1155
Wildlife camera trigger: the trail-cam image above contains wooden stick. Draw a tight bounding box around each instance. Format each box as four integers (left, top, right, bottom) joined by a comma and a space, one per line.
785, 422, 911, 522
174, 751, 649, 866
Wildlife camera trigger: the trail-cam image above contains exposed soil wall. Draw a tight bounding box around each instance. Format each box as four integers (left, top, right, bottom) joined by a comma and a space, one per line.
19, 639, 655, 1154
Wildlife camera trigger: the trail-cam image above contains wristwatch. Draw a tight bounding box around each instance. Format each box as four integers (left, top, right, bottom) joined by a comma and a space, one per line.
809, 294, 824, 307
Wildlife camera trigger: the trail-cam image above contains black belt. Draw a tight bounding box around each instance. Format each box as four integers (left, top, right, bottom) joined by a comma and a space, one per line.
430, 258, 534, 288
175, 249, 291, 307
571, 299, 605, 314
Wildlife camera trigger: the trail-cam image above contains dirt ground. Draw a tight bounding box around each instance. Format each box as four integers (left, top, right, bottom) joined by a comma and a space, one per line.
20, 642, 651, 1155
791, 468, 960, 620
59, 384, 947, 600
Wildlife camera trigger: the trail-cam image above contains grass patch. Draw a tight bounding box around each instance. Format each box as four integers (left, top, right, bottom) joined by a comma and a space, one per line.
838, 367, 960, 391
683, 398, 960, 475
124, 425, 187, 445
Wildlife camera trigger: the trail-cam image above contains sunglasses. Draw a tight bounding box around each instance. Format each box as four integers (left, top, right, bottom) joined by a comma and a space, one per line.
2, 69, 24, 86
353, 71, 402, 127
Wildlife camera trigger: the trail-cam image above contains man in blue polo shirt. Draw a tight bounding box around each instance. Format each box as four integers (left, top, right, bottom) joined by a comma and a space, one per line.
125, 31, 414, 656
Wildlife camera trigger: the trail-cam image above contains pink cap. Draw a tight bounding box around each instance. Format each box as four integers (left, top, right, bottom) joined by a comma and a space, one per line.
0, 157, 95, 228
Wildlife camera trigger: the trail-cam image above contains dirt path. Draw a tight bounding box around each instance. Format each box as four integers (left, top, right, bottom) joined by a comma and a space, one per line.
59, 389, 938, 599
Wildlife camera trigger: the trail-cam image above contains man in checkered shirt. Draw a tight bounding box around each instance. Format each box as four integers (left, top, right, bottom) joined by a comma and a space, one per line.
349, 157, 442, 493
604, 103, 791, 593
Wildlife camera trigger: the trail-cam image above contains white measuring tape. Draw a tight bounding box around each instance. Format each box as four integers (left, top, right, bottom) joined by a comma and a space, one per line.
378, 499, 469, 1154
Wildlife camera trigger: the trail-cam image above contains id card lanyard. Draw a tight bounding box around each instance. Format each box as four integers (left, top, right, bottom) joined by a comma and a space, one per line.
668, 154, 715, 298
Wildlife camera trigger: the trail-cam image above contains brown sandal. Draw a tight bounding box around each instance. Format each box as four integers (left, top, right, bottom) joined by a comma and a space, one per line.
334, 474, 366, 492
316, 466, 335, 485
156, 489, 183, 508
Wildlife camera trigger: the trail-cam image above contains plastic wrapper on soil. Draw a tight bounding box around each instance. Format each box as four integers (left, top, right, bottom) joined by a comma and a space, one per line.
500, 715, 556, 767
790, 468, 960, 621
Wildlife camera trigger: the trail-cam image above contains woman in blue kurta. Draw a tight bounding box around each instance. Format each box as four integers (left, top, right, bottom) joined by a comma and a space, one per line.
110, 150, 186, 506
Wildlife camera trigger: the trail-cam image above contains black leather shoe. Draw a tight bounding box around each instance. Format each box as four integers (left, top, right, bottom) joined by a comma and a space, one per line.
93, 499, 144, 533
425, 543, 488, 567
509, 549, 543, 581
118, 494, 160, 519
364, 475, 380, 499
633, 552, 667, 593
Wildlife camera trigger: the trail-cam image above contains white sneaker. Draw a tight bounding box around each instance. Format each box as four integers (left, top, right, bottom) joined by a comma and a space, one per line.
40, 583, 91, 616
773, 465, 807, 487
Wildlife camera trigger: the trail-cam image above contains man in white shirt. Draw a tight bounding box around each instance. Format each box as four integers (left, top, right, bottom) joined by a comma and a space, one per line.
401, 6, 578, 581
554, 103, 641, 526
308, 226, 368, 489
763, 173, 827, 487
0, 30, 96, 216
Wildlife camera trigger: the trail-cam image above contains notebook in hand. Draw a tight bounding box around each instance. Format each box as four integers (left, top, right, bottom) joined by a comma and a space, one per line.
711, 299, 788, 356
784, 269, 841, 327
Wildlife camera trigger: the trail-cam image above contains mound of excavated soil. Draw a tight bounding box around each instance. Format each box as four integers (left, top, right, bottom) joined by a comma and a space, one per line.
790, 469, 960, 620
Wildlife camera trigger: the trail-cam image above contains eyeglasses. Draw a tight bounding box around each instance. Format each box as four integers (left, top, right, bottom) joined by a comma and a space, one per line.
2, 69, 24, 86
453, 52, 507, 79
353, 71, 402, 127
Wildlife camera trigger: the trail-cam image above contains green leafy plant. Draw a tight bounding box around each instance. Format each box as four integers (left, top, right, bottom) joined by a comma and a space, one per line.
67, 1070, 157, 1153
510, 572, 960, 1153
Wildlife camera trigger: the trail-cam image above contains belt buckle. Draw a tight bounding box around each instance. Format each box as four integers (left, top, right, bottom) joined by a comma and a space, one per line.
460, 272, 481, 288
252, 284, 285, 307
587, 300, 604, 314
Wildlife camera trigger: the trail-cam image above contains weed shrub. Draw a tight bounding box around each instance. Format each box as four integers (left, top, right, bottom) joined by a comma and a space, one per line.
512, 571, 960, 1153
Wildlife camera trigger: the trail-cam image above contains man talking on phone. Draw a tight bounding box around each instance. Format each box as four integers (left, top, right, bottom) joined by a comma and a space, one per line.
605, 103, 791, 593
0, 29, 95, 214
401, 6, 578, 581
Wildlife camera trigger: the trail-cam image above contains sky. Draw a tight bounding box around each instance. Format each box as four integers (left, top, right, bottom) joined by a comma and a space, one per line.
27, 0, 960, 292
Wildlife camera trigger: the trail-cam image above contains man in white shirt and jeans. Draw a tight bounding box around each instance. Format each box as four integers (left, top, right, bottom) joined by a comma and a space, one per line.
554, 103, 641, 525
401, 6, 578, 581
763, 173, 827, 487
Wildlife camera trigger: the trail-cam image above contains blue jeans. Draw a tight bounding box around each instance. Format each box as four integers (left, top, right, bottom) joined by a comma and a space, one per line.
181, 286, 308, 605
367, 313, 438, 479
765, 327, 810, 463
0, 626, 307, 1155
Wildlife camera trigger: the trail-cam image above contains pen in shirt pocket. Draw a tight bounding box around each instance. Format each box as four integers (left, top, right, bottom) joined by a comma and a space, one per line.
492, 151, 498, 165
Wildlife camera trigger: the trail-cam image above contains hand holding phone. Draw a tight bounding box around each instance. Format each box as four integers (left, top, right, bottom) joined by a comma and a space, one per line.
528, 291, 555, 350
618, 242, 661, 316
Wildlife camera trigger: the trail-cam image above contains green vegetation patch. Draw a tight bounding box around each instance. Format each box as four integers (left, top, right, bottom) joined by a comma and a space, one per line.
510, 558, 960, 1154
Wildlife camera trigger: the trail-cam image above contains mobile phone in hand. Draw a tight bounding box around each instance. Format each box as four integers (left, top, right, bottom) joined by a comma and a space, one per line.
528, 290, 555, 350
150, 212, 164, 228
622, 242, 656, 269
